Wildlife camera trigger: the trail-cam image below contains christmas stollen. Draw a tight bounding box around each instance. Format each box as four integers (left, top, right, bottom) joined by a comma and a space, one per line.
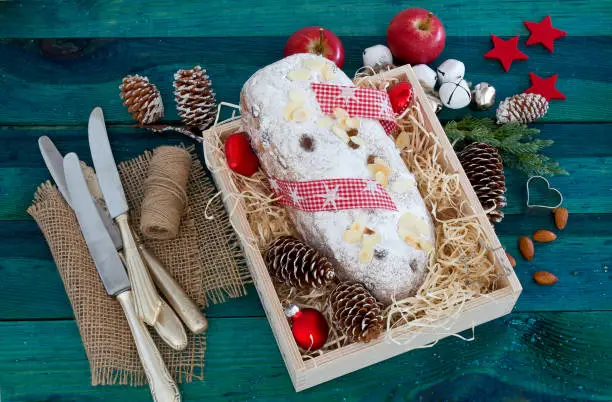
240, 54, 435, 304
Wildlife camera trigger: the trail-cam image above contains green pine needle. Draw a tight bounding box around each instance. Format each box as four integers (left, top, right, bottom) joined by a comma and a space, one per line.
444, 117, 568, 177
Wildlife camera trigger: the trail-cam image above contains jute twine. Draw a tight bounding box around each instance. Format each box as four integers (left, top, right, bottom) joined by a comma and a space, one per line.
27, 145, 249, 386
141, 146, 192, 240
205, 75, 503, 359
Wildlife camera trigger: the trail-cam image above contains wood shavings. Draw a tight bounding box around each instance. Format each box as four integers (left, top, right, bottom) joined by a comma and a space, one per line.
207, 71, 500, 359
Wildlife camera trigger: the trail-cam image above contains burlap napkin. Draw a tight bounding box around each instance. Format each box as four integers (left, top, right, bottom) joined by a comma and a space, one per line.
27, 145, 250, 386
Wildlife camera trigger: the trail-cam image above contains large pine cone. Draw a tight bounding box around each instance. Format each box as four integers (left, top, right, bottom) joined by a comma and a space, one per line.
119, 75, 164, 125
496, 93, 549, 124
264, 236, 335, 288
173, 66, 217, 130
458, 142, 507, 223
329, 281, 384, 343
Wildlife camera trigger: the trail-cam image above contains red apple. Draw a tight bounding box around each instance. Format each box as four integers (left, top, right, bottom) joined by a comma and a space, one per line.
284, 26, 345, 68
387, 8, 446, 65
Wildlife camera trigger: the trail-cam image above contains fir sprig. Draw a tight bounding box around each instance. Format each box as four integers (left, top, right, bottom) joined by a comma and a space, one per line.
444, 116, 567, 176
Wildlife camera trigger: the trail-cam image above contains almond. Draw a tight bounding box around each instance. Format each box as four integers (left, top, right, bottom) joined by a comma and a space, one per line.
533, 271, 558, 285
518, 236, 534, 261
505, 251, 516, 267
553, 207, 568, 230
533, 229, 557, 243
363, 227, 375, 235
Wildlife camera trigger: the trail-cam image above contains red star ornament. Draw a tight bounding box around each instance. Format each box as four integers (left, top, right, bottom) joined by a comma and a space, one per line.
484, 35, 529, 72
524, 15, 566, 52
524, 72, 566, 101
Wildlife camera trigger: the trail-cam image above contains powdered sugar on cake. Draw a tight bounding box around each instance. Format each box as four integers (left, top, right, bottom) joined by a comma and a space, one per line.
241, 54, 435, 304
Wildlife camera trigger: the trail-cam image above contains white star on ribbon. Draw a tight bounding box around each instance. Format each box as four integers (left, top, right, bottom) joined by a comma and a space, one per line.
288, 186, 303, 206
317, 183, 344, 210
338, 87, 360, 105
362, 180, 382, 195
379, 99, 393, 115
269, 178, 281, 193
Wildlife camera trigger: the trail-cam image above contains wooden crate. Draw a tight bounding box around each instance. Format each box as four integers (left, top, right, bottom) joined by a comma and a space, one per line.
202, 64, 522, 392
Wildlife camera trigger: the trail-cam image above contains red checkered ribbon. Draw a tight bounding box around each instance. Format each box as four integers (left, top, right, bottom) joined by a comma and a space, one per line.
269, 177, 397, 212
311, 83, 398, 135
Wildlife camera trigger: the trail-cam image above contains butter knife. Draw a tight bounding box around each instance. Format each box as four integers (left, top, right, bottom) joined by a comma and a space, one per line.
39, 135, 207, 335
88, 107, 162, 325
39, 136, 189, 350
64, 152, 180, 402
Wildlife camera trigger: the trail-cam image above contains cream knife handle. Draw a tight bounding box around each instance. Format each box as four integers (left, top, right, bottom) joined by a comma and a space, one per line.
140, 246, 208, 334
154, 300, 188, 351
117, 290, 181, 402
116, 213, 162, 325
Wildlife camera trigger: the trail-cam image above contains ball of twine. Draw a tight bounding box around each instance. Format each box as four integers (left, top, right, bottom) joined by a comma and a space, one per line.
140, 146, 192, 240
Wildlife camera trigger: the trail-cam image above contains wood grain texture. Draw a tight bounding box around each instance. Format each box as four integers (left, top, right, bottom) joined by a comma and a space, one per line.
0, 0, 611, 397
2, 211, 610, 320
1, 1, 611, 38
0, 313, 610, 401
0, 36, 610, 124
1, 123, 610, 219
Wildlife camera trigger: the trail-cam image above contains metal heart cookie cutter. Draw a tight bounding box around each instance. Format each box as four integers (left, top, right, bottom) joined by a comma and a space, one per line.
526, 175, 564, 209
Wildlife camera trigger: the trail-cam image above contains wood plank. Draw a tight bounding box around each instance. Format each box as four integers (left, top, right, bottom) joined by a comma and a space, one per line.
2, 155, 608, 220
0, 219, 264, 320
1, 1, 610, 38
0, 122, 610, 220
3, 123, 611, 167
0, 36, 609, 124
0, 313, 610, 401
1, 212, 609, 320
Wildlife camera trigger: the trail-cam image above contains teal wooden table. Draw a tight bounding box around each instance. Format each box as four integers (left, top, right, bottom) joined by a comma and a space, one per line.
1, 1, 611, 401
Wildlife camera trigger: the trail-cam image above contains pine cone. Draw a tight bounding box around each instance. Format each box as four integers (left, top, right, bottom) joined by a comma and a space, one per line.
496, 93, 549, 124
264, 236, 335, 288
458, 142, 507, 223
119, 75, 164, 125
329, 281, 384, 343
173, 66, 217, 130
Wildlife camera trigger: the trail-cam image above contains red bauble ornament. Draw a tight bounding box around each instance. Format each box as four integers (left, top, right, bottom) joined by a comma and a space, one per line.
285, 304, 329, 351
524, 72, 566, 101
524, 15, 566, 53
484, 35, 529, 72
224, 132, 259, 176
387, 82, 413, 115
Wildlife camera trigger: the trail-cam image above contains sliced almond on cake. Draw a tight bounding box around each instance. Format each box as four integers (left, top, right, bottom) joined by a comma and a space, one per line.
343, 229, 362, 244
391, 178, 414, 193
359, 245, 374, 264
321, 63, 336, 81
289, 90, 306, 103
283, 102, 299, 121
291, 106, 311, 122
287, 69, 311, 81
316, 117, 334, 128
332, 125, 350, 143
304, 58, 326, 71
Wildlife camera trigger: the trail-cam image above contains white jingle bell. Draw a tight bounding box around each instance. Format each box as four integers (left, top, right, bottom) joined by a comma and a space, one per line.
362, 45, 393, 68
412, 64, 437, 92
436, 59, 465, 84
439, 79, 471, 109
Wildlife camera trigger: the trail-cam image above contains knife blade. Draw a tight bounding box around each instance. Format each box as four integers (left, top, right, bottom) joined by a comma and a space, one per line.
40, 135, 207, 334
64, 152, 181, 402
63, 152, 129, 296
88, 107, 129, 219
57, 148, 187, 350
88, 107, 162, 325
38, 136, 122, 249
